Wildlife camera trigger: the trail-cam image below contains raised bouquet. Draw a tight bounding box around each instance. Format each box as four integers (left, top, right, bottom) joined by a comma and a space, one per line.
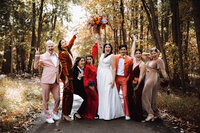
87, 15, 109, 34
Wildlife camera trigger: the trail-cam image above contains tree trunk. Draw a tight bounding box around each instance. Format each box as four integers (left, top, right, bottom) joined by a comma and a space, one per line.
142, 0, 171, 84
184, 20, 190, 83
104, 27, 107, 43
135, 4, 138, 37
120, 28, 122, 45
10, 3, 14, 73
2, 37, 12, 74
161, 0, 164, 44
16, 44, 20, 73
140, 6, 144, 45
28, 0, 36, 73
21, 35, 26, 72
120, 0, 126, 45
170, 0, 186, 89
36, 0, 44, 48
191, 0, 200, 70
165, 8, 170, 42
184, 20, 190, 55
141, 0, 159, 49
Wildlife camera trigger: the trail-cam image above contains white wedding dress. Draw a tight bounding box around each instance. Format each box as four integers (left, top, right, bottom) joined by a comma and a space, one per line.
97, 53, 124, 120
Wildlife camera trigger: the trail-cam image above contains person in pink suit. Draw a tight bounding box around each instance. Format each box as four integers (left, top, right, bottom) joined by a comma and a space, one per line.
34, 40, 60, 124
115, 44, 133, 120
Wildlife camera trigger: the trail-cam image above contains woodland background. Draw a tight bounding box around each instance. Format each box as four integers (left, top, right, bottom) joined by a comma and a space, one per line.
0, 0, 200, 132
1, 0, 200, 92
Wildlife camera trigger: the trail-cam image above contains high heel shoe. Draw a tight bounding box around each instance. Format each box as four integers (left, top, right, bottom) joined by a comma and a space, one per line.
94, 114, 99, 120
74, 113, 82, 120
145, 114, 154, 122
62, 115, 72, 121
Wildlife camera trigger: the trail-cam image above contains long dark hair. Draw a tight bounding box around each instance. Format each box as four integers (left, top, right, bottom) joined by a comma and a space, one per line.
58, 40, 73, 56
86, 54, 95, 64
135, 49, 143, 54
72, 56, 85, 71
103, 43, 113, 58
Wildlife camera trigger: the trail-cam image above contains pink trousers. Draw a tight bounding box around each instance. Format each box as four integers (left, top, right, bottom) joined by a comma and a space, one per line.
41, 83, 60, 118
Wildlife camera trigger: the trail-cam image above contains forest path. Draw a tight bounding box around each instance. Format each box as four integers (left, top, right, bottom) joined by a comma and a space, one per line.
27, 83, 179, 133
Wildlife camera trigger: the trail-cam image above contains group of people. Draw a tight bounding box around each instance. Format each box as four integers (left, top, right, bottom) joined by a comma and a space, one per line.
34, 33, 168, 124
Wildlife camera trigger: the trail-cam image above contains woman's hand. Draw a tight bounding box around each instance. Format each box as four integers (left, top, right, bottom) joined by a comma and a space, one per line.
89, 86, 94, 90
110, 81, 115, 89
133, 34, 137, 41
65, 76, 69, 87
89, 85, 96, 94
35, 48, 40, 55
78, 72, 84, 79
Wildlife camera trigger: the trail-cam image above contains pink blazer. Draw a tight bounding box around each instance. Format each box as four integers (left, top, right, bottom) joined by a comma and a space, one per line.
115, 54, 133, 78
34, 52, 60, 84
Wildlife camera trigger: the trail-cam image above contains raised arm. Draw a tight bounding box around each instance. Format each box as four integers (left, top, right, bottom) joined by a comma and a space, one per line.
110, 55, 116, 88
91, 43, 98, 61
68, 35, 77, 50
98, 43, 103, 55
96, 34, 103, 55
131, 35, 137, 58
91, 35, 102, 56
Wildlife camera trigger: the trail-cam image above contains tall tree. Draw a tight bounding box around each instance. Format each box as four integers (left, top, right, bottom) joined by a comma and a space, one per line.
36, 0, 44, 48
28, 0, 36, 73
141, 0, 171, 83
191, 0, 200, 68
1, 0, 12, 74
170, 0, 186, 89
120, 0, 126, 45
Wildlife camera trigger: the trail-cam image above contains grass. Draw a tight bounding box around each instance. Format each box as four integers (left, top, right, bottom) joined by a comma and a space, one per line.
0, 77, 43, 132
158, 91, 200, 131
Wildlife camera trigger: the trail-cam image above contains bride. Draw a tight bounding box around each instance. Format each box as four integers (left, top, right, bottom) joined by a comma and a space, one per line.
97, 41, 124, 120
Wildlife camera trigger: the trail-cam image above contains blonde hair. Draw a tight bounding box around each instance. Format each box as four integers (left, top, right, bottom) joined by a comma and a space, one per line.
46, 40, 55, 46
150, 47, 160, 55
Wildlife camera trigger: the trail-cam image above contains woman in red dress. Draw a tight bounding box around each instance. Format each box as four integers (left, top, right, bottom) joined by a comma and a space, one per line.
83, 43, 98, 119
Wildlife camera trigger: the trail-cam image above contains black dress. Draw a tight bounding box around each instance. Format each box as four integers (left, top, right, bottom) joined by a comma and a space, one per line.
127, 65, 145, 121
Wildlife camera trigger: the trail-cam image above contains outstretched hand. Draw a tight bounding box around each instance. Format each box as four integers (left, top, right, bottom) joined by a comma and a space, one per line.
133, 35, 137, 41
35, 48, 40, 55
74, 31, 78, 36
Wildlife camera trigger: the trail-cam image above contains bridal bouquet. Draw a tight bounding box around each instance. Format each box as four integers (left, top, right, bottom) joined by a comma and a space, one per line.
87, 15, 109, 34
